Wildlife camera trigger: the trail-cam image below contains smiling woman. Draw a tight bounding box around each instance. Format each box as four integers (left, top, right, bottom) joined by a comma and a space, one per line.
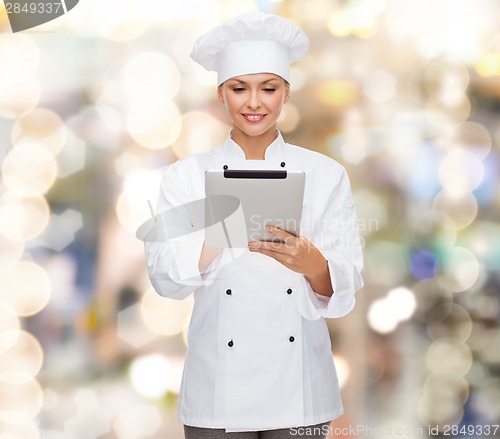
217, 74, 290, 159
143, 10, 364, 439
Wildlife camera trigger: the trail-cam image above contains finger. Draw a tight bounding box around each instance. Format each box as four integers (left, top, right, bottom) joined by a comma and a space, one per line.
265, 225, 296, 245
249, 241, 290, 254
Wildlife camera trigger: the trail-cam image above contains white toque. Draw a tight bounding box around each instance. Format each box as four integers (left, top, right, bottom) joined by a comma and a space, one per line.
190, 11, 309, 86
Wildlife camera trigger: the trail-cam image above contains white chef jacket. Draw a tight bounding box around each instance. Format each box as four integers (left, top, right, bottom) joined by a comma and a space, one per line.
144, 131, 364, 432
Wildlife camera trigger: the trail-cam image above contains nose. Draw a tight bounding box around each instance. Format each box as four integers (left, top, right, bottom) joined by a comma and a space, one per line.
246, 90, 261, 110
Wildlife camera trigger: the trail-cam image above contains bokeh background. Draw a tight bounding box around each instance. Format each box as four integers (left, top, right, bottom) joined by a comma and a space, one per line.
1, 0, 499, 438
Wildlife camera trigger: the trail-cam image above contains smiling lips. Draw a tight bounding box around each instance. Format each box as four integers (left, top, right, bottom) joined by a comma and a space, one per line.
242, 113, 266, 122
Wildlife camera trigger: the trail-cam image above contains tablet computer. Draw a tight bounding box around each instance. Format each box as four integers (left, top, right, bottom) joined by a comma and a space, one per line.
205, 169, 305, 248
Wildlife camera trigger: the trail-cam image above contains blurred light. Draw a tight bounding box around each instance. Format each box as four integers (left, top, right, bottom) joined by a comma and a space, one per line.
277, 104, 300, 133
432, 190, 478, 230
0, 378, 44, 424
422, 59, 469, 105
0, 76, 41, 119
401, 140, 441, 202
66, 105, 121, 152
411, 210, 456, 249
337, 108, 368, 164
134, 0, 228, 23
0, 421, 39, 439
475, 52, 500, 77
426, 339, 473, 376
412, 279, 453, 322
0, 36, 40, 119
65, 0, 146, 41
364, 241, 409, 286
0, 261, 51, 317
56, 129, 86, 178
423, 372, 469, 405
475, 378, 500, 422
140, 287, 193, 337
121, 52, 181, 100
314, 81, 359, 107
288, 0, 335, 26
63, 389, 112, 438
384, 0, 494, 62
426, 303, 473, 343
439, 149, 484, 196
0, 306, 20, 355
0, 331, 43, 384
129, 353, 184, 398
171, 111, 230, 158
114, 402, 162, 439
0, 233, 24, 271
435, 247, 481, 293
368, 286, 416, 333
96, 79, 130, 112
476, 328, 500, 365
115, 169, 162, 234
117, 303, 158, 348
327, 7, 378, 39
290, 67, 306, 91
425, 97, 471, 128
2, 141, 58, 197
363, 69, 396, 103
387, 287, 416, 321
0, 193, 50, 242
368, 298, 399, 334
473, 150, 498, 205
41, 388, 59, 411
114, 152, 142, 178
11, 108, 66, 157
37, 209, 83, 251
0, 35, 39, 85
410, 249, 437, 280
351, 190, 388, 236
452, 121, 492, 159
418, 384, 464, 427
386, 113, 425, 155
461, 221, 500, 272
333, 355, 350, 389
466, 358, 487, 387
126, 97, 182, 149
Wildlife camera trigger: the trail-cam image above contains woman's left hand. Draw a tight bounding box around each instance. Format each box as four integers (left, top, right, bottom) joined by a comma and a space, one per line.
248, 225, 326, 279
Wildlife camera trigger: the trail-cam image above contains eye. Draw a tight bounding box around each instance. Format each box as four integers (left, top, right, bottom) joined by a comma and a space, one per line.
263, 88, 276, 92
232, 87, 246, 92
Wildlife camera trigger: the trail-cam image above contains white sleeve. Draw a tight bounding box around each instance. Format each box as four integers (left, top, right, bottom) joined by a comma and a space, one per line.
144, 163, 223, 301
296, 168, 364, 320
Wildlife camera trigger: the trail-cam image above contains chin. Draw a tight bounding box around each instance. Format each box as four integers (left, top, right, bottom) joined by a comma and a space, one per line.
237, 124, 276, 138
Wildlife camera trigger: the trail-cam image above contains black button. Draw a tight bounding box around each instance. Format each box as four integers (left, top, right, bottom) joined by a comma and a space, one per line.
289, 336, 295, 342
226, 289, 232, 295
228, 340, 233, 347
223, 164, 228, 170
280, 162, 286, 167
287, 288, 293, 295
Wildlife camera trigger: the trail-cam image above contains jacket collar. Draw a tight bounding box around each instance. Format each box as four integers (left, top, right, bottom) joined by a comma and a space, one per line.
223, 129, 286, 161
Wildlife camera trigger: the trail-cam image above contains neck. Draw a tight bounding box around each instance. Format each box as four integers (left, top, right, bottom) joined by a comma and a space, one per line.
230, 126, 279, 160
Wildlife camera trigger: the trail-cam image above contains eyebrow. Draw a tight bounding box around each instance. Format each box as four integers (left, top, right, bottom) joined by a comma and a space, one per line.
228, 78, 280, 85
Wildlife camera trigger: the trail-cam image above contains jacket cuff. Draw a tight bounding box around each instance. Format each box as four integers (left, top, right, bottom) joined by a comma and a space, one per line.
296, 253, 363, 320
168, 230, 206, 284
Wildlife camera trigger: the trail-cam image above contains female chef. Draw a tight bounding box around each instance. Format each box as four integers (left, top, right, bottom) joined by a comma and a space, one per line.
143, 11, 364, 439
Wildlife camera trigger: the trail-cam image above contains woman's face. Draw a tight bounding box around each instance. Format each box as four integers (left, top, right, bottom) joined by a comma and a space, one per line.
217, 73, 290, 138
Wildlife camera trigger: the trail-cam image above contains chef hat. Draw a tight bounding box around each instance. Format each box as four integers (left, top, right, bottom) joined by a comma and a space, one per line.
190, 11, 309, 86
